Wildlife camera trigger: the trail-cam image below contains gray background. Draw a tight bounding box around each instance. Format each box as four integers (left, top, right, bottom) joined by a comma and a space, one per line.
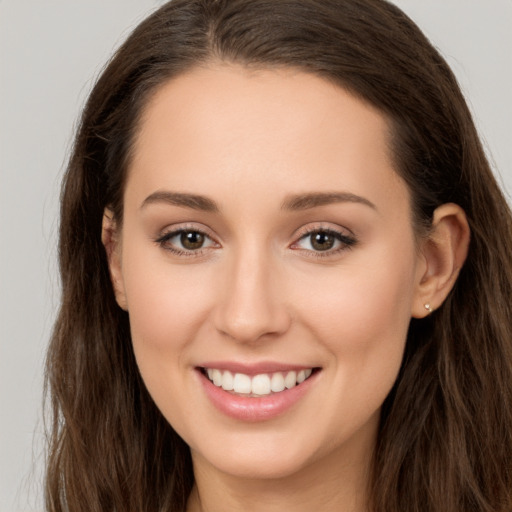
1, 1, 511, 510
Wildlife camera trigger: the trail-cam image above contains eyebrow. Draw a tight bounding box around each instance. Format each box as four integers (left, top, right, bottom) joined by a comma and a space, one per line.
281, 192, 376, 211
140, 191, 220, 212
140, 190, 376, 213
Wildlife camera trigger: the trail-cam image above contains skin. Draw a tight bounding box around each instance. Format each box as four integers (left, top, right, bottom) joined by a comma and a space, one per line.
103, 64, 469, 512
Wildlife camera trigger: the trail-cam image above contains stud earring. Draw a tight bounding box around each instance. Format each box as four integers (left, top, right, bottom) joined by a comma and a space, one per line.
424, 303, 432, 314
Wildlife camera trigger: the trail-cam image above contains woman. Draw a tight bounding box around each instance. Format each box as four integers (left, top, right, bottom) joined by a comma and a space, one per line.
45, 0, 512, 511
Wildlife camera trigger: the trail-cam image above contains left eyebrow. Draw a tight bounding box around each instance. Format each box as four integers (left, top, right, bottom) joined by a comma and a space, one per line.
281, 192, 377, 211
140, 191, 220, 212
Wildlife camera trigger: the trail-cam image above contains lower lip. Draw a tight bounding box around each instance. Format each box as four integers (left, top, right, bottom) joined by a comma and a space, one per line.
197, 369, 319, 422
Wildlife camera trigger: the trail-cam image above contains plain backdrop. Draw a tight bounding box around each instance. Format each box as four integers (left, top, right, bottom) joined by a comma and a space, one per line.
1, 1, 511, 511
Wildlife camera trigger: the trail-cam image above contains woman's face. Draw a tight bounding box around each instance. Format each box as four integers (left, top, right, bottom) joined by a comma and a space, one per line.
110, 65, 427, 480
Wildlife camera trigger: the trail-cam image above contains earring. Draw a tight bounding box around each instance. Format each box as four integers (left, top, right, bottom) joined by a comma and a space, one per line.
424, 303, 432, 314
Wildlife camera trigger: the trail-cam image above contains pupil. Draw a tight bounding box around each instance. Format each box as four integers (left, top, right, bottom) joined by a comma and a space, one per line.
181, 231, 204, 250
311, 232, 334, 251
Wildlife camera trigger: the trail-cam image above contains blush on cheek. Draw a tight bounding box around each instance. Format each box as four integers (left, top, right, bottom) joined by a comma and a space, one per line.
124, 263, 210, 340
305, 268, 412, 379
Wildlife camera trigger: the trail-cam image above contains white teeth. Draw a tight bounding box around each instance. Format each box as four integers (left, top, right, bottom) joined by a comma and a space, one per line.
284, 371, 297, 389
212, 369, 222, 387
221, 370, 234, 391
251, 374, 271, 395
205, 368, 314, 396
233, 373, 252, 394
270, 372, 285, 392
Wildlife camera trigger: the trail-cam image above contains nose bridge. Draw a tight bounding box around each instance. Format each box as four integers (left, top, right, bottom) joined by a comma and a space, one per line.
214, 240, 290, 343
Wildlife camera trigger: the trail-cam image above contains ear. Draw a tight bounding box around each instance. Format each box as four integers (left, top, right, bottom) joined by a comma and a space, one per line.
101, 208, 128, 310
411, 203, 470, 318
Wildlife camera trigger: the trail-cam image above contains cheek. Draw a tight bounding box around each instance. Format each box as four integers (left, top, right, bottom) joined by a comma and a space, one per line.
120, 251, 218, 432
120, 244, 216, 370
297, 241, 417, 381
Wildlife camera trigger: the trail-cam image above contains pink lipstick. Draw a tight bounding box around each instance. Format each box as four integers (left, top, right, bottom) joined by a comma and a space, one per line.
196, 363, 319, 422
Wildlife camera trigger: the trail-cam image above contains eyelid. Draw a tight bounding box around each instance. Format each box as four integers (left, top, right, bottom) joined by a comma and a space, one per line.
289, 223, 357, 256
154, 223, 221, 255
292, 222, 355, 240
153, 221, 356, 258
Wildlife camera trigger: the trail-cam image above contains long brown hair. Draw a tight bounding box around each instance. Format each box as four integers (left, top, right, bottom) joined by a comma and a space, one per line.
45, 1, 512, 510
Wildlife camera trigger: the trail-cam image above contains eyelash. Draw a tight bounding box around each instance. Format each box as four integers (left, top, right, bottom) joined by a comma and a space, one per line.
154, 226, 218, 257
291, 227, 357, 259
154, 225, 357, 258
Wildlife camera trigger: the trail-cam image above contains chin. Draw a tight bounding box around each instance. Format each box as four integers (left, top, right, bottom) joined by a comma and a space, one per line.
188, 427, 339, 482
200, 449, 315, 481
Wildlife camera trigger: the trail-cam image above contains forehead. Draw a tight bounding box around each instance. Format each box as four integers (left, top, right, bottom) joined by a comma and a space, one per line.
127, 64, 409, 217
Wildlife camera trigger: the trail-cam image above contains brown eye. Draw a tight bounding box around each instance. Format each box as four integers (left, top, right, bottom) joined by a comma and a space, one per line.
292, 228, 357, 255
310, 231, 336, 251
180, 231, 205, 250
156, 228, 217, 255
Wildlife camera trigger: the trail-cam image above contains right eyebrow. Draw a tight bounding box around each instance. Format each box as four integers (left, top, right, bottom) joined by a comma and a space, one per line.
281, 191, 377, 211
140, 190, 220, 213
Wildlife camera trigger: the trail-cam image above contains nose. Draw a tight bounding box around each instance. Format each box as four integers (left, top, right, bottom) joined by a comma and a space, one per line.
213, 245, 291, 344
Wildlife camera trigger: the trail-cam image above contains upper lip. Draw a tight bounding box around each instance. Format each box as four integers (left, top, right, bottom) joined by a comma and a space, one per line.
198, 361, 319, 376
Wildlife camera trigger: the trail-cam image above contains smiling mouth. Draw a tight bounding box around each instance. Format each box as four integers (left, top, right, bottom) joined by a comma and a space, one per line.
201, 367, 318, 397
